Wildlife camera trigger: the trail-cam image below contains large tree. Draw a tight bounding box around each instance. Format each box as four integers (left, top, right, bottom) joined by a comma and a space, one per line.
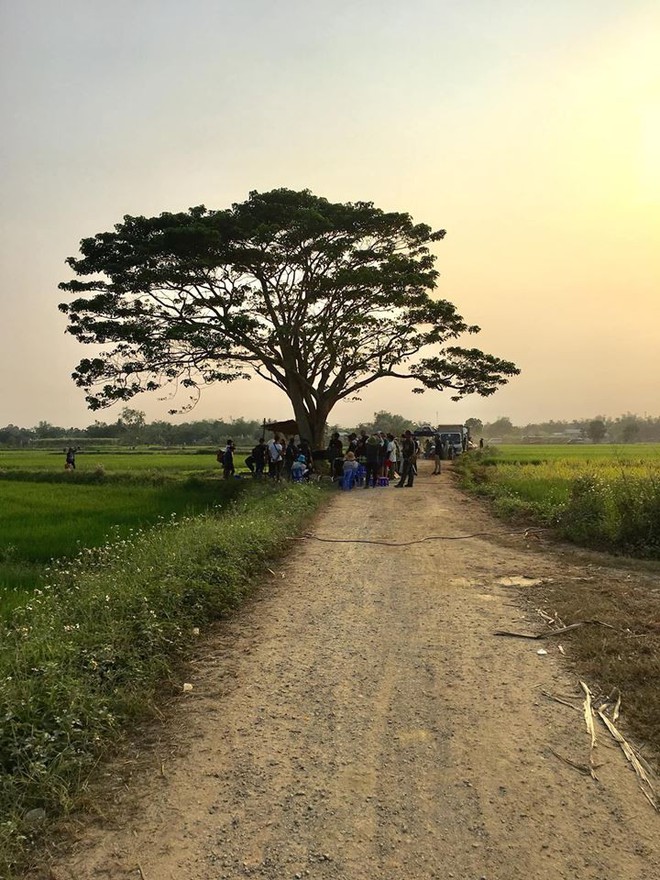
59, 189, 519, 446
587, 418, 607, 444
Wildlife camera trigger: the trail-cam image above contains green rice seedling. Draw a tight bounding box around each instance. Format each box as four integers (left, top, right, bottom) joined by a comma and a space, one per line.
0, 480, 242, 563
0, 479, 246, 599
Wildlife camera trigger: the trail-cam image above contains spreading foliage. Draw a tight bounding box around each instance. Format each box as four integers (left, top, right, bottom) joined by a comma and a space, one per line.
59, 189, 519, 444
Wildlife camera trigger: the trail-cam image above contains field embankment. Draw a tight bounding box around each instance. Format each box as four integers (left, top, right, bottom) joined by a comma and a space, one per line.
0, 471, 327, 878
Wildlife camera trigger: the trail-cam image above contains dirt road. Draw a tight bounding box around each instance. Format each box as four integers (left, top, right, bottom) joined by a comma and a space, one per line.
51, 463, 659, 880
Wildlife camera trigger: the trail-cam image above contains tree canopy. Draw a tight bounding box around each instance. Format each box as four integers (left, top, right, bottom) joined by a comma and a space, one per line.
587, 419, 607, 443
59, 188, 519, 446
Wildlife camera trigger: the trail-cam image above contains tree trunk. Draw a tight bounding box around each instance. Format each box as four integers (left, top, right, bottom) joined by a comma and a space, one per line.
287, 391, 332, 449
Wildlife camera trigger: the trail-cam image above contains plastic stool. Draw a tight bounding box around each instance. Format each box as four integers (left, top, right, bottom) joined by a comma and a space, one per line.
377, 476, 389, 487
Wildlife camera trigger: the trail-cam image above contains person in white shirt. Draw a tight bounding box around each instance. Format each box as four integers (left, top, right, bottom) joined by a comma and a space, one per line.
267, 435, 283, 481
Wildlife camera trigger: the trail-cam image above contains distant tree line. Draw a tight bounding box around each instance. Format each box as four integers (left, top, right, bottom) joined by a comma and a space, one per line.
476, 414, 660, 444
1, 409, 659, 449
0, 408, 267, 449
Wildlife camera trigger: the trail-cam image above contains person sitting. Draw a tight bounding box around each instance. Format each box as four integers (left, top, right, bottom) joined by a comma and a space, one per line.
291, 454, 308, 482
251, 439, 267, 478
342, 451, 358, 489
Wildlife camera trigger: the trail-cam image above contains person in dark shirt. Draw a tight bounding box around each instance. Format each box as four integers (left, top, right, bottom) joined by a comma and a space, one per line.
222, 439, 235, 479
395, 431, 417, 488
251, 439, 267, 478
433, 434, 442, 475
284, 437, 297, 480
327, 432, 343, 479
364, 434, 381, 488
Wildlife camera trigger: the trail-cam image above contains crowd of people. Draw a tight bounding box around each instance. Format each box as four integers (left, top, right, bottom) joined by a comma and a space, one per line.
217, 428, 459, 488
218, 436, 314, 482
331, 429, 421, 488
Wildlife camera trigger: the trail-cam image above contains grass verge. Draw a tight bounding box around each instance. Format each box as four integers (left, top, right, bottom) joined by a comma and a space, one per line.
0, 481, 329, 877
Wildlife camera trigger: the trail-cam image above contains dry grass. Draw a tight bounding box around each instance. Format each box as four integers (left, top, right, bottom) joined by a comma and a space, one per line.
531, 566, 660, 774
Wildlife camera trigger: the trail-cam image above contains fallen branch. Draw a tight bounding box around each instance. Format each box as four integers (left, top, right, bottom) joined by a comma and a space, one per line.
549, 747, 600, 777
541, 690, 580, 712
596, 707, 658, 812
580, 681, 599, 780
494, 620, 616, 640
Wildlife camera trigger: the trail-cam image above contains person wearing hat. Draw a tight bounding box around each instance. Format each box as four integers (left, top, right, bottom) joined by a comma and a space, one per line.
395, 430, 417, 488
291, 453, 308, 482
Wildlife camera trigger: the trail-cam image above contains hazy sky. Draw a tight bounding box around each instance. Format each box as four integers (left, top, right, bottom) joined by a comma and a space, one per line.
1, 0, 658, 429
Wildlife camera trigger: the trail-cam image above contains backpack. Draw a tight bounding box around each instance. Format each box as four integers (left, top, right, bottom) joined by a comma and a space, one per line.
216, 449, 223, 463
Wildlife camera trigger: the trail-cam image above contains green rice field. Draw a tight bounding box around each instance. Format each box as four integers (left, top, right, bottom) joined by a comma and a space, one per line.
457, 444, 660, 556
0, 448, 229, 474
0, 449, 249, 597
488, 443, 660, 463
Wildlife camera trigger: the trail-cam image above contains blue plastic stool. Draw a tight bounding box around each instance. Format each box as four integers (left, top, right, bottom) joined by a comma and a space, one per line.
355, 465, 366, 487
377, 476, 389, 487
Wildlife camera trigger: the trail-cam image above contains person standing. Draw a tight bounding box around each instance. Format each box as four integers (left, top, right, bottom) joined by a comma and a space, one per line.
222, 439, 235, 479
392, 434, 401, 478
395, 431, 417, 488
327, 432, 343, 480
384, 433, 396, 478
364, 433, 381, 488
284, 437, 297, 480
267, 435, 284, 481
299, 438, 313, 469
377, 432, 388, 476
433, 434, 442, 475
341, 451, 359, 490
355, 430, 368, 462
65, 446, 78, 470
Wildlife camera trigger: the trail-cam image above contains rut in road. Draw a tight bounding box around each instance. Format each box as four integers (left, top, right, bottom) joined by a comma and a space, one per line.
50, 464, 659, 880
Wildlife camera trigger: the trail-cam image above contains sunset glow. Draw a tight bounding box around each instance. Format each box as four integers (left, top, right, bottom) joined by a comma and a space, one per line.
1, 1, 658, 428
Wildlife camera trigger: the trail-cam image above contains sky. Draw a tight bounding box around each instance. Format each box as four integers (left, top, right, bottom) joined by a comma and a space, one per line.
1, 0, 658, 430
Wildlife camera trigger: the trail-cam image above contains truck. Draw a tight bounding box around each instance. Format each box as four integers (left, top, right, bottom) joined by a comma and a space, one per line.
435, 424, 470, 457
